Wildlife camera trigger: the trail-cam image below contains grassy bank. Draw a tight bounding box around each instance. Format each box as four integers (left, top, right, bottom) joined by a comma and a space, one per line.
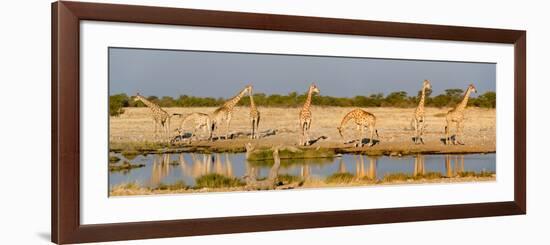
110, 172, 495, 196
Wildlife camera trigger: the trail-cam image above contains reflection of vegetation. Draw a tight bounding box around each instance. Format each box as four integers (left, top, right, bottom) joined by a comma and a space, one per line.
109, 161, 146, 172
120, 151, 140, 160
195, 174, 245, 188
249, 157, 334, 168
109, 90, 496, 111
108, 155, 121, 163
326, 173, 355, 183
155, 181, 187, 190
247, 148, 334, 161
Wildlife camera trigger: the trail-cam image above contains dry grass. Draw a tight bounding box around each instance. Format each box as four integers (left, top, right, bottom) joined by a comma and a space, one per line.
110, 106, 496, 154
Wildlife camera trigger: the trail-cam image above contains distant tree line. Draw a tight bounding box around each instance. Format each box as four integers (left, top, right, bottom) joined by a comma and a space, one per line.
109, 89, 496, 116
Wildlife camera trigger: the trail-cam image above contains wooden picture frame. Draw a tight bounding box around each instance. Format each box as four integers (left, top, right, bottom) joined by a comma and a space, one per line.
51, 1, 526, 244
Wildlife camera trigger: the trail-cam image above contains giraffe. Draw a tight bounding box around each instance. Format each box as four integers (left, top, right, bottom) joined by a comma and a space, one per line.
444, 84, 477, 145
133, 93, 178, 140
174, 112, 211, 143
210, 85, 252, 140
248, 88, 261, 139
298, 83, 320, 146
337, 108, 379, 147
411, 80, 432, 144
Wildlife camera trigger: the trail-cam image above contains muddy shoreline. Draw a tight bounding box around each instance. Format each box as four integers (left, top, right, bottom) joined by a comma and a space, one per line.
109, 138, 495, 157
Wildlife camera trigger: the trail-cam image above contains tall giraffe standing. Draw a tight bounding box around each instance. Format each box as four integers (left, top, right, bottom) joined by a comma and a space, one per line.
337, 108, 379, 147
411, 80, 432, 144
248, 88, 261, 139
444, 84, 477, 145
298, 83, 320, 146
211, 85, 252, 140
133, 93, 176, 140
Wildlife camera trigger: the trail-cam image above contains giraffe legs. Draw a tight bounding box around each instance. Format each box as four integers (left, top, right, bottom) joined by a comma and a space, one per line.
444, 118, 451, 145
305, 119, 312, 146
166, 118, 171, 141
225, 116, 232, 140
418, 117, 425, 144
456, 121, 465, 145
209, 122, 215, 141
255, 116, 260, 139
413, 117, 425, 144
302, 122, 308, 146
356, 125, 364, 147
299, 119, 310, 146
413, 118, 419, 144
369, 127, 375, 147
250, 119, 256, 139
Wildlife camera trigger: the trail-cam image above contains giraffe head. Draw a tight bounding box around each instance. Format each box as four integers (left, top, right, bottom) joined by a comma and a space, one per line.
133, 92, 142, 101
243, 85, 253, 96
309, 83, 320, 95
423, 80, 432, 90
468, 83, 477, 93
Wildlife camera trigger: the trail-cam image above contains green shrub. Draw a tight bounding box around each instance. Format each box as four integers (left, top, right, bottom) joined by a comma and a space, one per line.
325, 173, 355, 183
116, 89, 496, 108
412, 172, 443, 180
195, 174, 245, 188
109, 93, 129, 116
383, 173, 411, 182
156, 181, 187, 190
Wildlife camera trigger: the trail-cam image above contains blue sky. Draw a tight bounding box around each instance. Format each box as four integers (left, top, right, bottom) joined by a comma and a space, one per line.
109, 47, 496, 98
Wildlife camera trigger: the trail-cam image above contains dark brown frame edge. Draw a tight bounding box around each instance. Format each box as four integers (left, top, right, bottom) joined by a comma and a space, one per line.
52, 1, 526, 244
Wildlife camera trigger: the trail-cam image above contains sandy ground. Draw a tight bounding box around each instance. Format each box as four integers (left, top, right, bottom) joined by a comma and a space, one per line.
110, 106, 495, 155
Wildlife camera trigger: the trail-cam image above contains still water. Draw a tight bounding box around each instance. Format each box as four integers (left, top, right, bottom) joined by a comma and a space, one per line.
109, 152, 495, 189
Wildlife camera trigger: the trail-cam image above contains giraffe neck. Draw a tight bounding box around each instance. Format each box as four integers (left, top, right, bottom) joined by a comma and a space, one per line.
418, 86, 427, 109
456, 88, 473, 111
137, 96, 163, 113
339, 111, 354, 128
303, 88, 314, 110
224, 88, 248, 109
249, 94, 256, 110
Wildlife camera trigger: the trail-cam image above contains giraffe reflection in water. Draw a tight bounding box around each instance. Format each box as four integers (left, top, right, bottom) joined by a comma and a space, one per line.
148, 152, 474, 186
445, 154, 465, 177
353, 155, 378, 180
150, 154, 171, 186
150, 153, 235, 186
413, 154, 425, 177
109, 151, 495, 191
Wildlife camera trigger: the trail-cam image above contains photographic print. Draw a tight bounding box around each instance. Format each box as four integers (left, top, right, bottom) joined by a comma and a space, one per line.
108, 47, 496, 196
